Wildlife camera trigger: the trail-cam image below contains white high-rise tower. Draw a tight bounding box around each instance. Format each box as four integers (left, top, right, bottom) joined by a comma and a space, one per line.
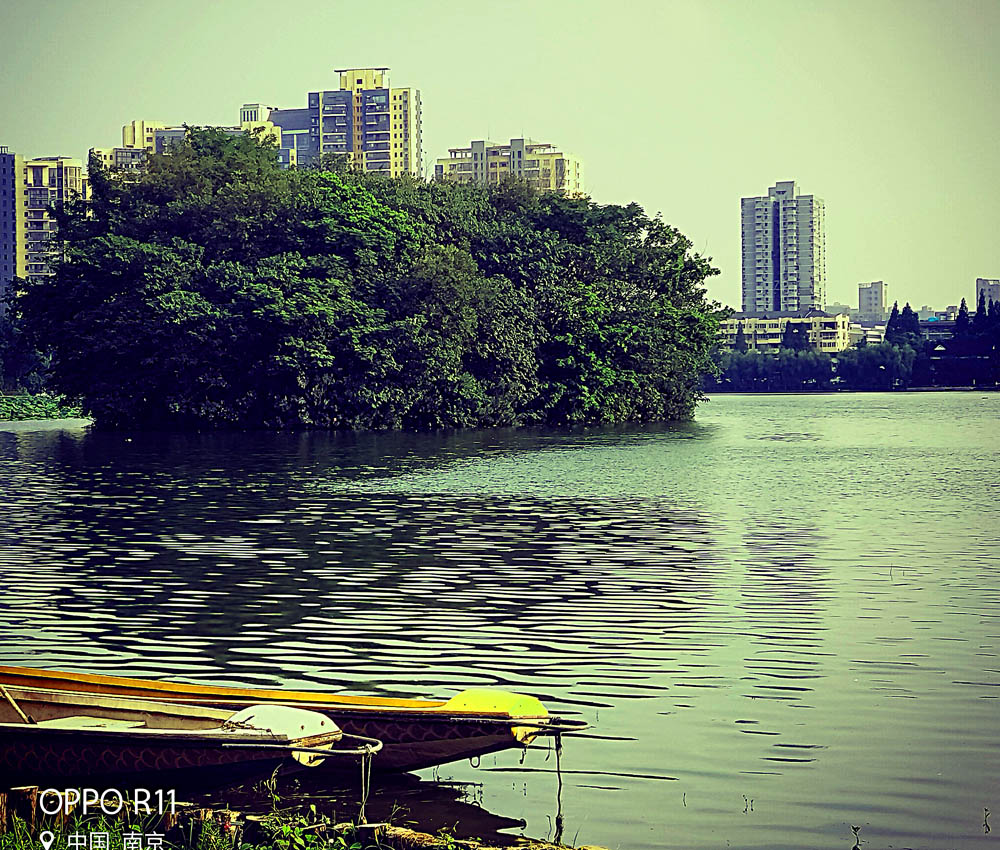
741, 181, 826, 312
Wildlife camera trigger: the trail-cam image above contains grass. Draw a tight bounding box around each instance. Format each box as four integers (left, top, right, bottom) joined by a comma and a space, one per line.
0, 811, 390, 850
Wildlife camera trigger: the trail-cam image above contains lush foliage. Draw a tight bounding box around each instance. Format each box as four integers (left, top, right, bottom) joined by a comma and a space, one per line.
709, 295, 1000, 392
836, 341, 918, 390
884, 301, 921, 347
712, 348, 834, 391
0, 393, 82, 420
15, 129, 722, 429
0, 310, 46, 393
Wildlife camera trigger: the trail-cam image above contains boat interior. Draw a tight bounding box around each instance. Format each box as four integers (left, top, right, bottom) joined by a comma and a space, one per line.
0, 684, 236, 731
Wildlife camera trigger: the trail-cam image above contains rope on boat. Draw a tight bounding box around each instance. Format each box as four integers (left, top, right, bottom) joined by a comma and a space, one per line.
554, 732, 564, 843
358, 743, 374, 825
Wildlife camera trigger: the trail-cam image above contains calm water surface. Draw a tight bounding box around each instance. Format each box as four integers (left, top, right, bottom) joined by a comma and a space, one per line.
1, 393, 998, 849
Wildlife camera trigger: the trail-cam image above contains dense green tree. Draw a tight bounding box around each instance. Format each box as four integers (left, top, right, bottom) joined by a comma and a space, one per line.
836, 342, 916, 390
710, 348, 832, 392
0, 306, 47, 393
973, 290, 989, 335
779, 322, 811, 351
733, 322, 748, 353
954, 298, 971, 337
901, 303, 921, 337
886, 301, 900, 333
17, 129, 723, 429
885, 302, 921, 347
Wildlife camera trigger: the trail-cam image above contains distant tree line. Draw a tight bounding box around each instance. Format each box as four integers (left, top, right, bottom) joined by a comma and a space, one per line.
4, 129, 725, 429
707, 297, 1000, 392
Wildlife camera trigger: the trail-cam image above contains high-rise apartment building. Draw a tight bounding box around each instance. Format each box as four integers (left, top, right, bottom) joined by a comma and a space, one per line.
858, 281, 887, 324
22, 157, 85, 285
741, 181, 826, 313
976, 278, 1000, 306
0, 146, 26, 312
1, 149, 85, 305
434, 138, 584, 195
262, 67, 422, 176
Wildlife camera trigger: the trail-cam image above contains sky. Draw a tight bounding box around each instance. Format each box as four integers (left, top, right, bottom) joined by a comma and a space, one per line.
1, 0, 997, 311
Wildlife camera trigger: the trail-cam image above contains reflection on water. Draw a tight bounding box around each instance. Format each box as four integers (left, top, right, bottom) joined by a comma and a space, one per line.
1, 393, 999, 849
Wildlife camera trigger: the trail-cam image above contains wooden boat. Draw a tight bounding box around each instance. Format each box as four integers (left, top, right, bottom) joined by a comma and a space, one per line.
0, 683, 378, 786
0, 666, 586, 773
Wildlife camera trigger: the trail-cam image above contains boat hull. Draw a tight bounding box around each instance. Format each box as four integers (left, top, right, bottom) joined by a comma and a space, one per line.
0, 726, 300, 787
0, 666, 578, 774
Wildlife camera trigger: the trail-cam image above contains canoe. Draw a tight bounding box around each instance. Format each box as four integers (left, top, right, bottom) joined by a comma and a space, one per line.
0, 666, 585, 773
0, 683, 377, 786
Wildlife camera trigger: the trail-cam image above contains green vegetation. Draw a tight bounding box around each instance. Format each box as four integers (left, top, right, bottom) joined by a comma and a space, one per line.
711, 348, 834, 392
710, 298, 1000, 392
0, 310, 47, 394
0, 394, 82, 421
0, 812, 379, 850
11, 129, 722, 430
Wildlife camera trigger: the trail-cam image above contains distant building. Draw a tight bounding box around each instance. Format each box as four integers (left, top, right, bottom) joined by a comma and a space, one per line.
919, 317, 956, 342
92, 115, 293, 172
848, 323, 886, 346
928, 337, 995, 386
123, 120, 167, 153
719, 309, 851, 354
21, 156, 86, 285
977, 278, 1000, 306
2, 148, 87, 302
434, 138, 584, 196
741, 181, 826, 313
826, 302, 853, 316
261, 67, 422, 176
858, 281, 887, 325
917, 305, 957, 322
89, 146, 146, 171
0, 146, 26, 311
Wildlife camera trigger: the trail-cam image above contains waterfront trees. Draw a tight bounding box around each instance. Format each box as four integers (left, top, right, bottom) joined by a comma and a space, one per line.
15, 129, 723, 429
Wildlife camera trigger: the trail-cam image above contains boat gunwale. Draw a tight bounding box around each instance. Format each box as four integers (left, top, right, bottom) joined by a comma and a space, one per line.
0, 667, 590, 737
0, 721, 345, 748
0, 665, 447, 710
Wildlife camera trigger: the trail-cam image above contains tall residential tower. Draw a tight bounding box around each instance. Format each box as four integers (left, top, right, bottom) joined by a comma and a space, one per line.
0, 149, 85, 312
858, 281, 888, 324
262, 67, 422, 176
741, 181, 826, 313
0, 146, 26, 311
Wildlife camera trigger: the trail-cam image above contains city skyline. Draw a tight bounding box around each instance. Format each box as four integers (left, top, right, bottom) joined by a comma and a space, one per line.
0, 0, 996, 310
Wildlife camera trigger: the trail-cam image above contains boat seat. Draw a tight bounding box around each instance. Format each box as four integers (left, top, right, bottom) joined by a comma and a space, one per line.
35, 715, 145, 729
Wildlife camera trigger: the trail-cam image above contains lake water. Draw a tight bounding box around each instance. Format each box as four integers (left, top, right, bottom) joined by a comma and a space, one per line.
1, 393, 998, 849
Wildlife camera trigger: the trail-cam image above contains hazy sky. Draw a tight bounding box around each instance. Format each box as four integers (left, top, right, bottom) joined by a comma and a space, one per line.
2, 0, 996, 310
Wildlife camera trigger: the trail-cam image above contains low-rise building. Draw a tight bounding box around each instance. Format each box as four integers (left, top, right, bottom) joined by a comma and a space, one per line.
435, 138, 584, 196
919, 317, 956, 342
89, 146, 146, 171
848, 324, 886, 346
92, 115, 294, 172
719, 309, 852, 354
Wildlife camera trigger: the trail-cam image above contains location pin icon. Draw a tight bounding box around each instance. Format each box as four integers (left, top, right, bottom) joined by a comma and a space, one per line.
39, 831, 55, 850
